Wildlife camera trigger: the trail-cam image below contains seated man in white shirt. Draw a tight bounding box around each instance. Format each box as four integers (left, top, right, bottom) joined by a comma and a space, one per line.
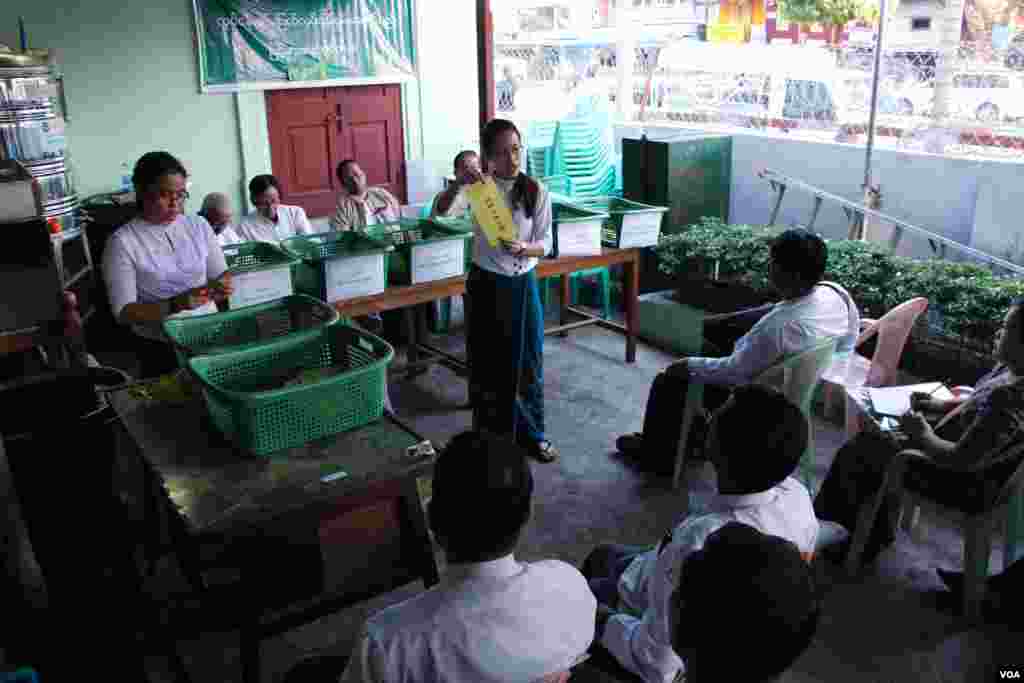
198, 192, 242, 246
330, 160, 401, 232
431, 150, 480, 219
617, 228, 860, 475
585, 385, 820, 682
669, 522, 820, 682
337, 430, 596, 682
235, 174, 315, 243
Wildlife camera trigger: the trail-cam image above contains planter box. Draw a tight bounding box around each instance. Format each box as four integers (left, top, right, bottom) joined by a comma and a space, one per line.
638, 280, 773, 355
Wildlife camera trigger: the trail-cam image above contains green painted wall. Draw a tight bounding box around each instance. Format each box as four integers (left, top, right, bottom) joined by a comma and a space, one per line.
0, 0, 480, 216
0, 1, 244, 213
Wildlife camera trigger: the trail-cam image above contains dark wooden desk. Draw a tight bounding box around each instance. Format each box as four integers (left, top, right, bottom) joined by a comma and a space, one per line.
332, 248, 641, 369
109, 388, 435, 535
109, 388, 441, 682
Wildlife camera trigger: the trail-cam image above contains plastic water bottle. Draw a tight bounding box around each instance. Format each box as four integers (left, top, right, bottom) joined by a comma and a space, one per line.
119, 161, 132, 193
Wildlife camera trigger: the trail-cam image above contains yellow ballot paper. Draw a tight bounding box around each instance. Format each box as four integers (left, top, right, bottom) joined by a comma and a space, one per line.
466, 177, 518, 248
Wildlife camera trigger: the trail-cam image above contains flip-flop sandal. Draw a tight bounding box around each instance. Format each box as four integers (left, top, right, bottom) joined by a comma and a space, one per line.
532, 440, 558, 463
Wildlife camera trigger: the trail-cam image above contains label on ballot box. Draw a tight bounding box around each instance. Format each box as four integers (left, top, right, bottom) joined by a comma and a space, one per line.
324, 253, 387, 301
556, 219, 603, 257
619, 211, 664, 249
228, 266, 293, 309
466, 178, 517, 247
410, 240, 465, 284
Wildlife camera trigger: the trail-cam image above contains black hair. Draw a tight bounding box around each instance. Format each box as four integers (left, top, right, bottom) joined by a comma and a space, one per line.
481, 118, 539, 219
674, 522, 819, 682
453, 150, 478, 173
770, 229, 828, 293
714, 385, 807, 493
132, 151, 187, 211
428, 430, 533, 563
248, 174, 280, 198
336, 159, 358, 182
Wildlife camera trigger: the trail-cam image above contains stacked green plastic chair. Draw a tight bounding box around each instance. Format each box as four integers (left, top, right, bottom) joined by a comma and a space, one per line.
551, 117, 616, 200
526, 121, 558, 178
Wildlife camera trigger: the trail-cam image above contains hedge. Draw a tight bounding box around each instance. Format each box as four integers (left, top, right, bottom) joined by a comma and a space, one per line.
655, 218, 1024, 344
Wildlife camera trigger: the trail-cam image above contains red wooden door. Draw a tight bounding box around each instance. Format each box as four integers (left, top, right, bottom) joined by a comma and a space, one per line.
336, 85, 406, 203
266, 88, 343, 218
266, 85, 406, 218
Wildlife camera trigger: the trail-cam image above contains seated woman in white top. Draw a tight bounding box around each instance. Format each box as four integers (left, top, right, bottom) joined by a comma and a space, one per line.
235, 174, 314, 243
102, 151, 233, 378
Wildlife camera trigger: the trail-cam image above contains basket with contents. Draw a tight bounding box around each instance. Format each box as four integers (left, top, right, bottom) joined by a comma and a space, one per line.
550, 202, 608, 257
280, 231, 393, 304
221, 241, 300, 309
162, 294, 339, 369
188, 321, 394, 456
366, 218, 473, 286
572, 196, 668, 249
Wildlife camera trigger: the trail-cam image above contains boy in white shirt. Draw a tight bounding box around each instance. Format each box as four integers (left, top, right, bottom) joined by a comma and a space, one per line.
586, 385, 820, 683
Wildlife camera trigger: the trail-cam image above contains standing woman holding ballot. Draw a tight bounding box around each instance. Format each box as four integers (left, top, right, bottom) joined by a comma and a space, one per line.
103, 151, 233, 378
465, 119, 558, 462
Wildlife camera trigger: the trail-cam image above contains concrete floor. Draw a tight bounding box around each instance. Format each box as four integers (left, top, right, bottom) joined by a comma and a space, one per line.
172, 317, 1020, 682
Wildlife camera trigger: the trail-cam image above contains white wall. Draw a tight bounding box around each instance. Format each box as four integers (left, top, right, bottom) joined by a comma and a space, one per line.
620, 124, 1024, 262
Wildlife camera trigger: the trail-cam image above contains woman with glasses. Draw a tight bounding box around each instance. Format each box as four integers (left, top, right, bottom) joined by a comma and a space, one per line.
102, 151, 234, 378
815, 300, 1024, 564
235, 174, 314, 243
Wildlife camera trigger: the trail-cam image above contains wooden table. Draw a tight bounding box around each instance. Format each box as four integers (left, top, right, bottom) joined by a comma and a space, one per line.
109, 388, 441, 682
109, 388, 435, 535
331, 248, 641, 374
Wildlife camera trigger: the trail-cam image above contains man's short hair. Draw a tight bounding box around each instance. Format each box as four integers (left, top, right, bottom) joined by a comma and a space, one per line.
428, 430, 533, 562
248, 174, 280, 198
453, 150, 478, 173
714, 385, 807, 492
770, 229, 827, 290
674, 522, 819, 681
336, 159, 357, 182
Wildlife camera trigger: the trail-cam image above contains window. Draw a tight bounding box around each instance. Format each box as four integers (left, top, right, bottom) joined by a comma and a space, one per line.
911, 17, 932, 31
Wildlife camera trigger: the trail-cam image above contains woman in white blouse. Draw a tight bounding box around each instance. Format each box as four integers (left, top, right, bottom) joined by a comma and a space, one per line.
464, 119, 557, 463
102, 151, 233, 378
235, 174, 314, 243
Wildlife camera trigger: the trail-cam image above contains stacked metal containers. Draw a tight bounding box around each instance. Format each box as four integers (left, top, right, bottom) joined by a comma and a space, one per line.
0, 49, 77, 232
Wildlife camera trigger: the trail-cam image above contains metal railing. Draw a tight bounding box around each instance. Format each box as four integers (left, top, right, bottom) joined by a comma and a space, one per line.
759, 168, 1024, 277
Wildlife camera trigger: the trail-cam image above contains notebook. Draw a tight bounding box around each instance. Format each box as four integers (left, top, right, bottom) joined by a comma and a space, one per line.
866, 382, 955, 418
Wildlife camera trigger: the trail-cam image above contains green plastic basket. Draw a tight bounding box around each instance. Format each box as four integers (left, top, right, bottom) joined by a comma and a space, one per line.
162, 294, 339, 369
280, 231, 392, 303
221, 241, 300, 309
188, 321, 394, 456
367, 219, 473, 286
551, 202, 609, 257
574, 196, 668, 249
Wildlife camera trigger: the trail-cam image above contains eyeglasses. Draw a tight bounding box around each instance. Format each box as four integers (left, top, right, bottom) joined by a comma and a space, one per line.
157, 189, 190, 202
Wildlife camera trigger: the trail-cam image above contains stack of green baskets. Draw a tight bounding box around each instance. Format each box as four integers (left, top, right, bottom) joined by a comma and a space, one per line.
574, 196, 669, 249
367, 219, 473, 286
162, 294, 339, 370
188, 320, 394, 456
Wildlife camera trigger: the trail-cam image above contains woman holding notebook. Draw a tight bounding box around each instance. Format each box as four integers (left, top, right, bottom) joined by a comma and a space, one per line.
815, 299, 1024, 563
463, 119, 557, 462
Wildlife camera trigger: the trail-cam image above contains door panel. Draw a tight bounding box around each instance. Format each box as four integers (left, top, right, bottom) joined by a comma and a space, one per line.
267, 85, 407, 218
338, 85, 406, 203
266, 88, 341, 218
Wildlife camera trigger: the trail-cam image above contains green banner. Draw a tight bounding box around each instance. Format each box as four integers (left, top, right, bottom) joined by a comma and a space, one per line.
194, 0, 416, 91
